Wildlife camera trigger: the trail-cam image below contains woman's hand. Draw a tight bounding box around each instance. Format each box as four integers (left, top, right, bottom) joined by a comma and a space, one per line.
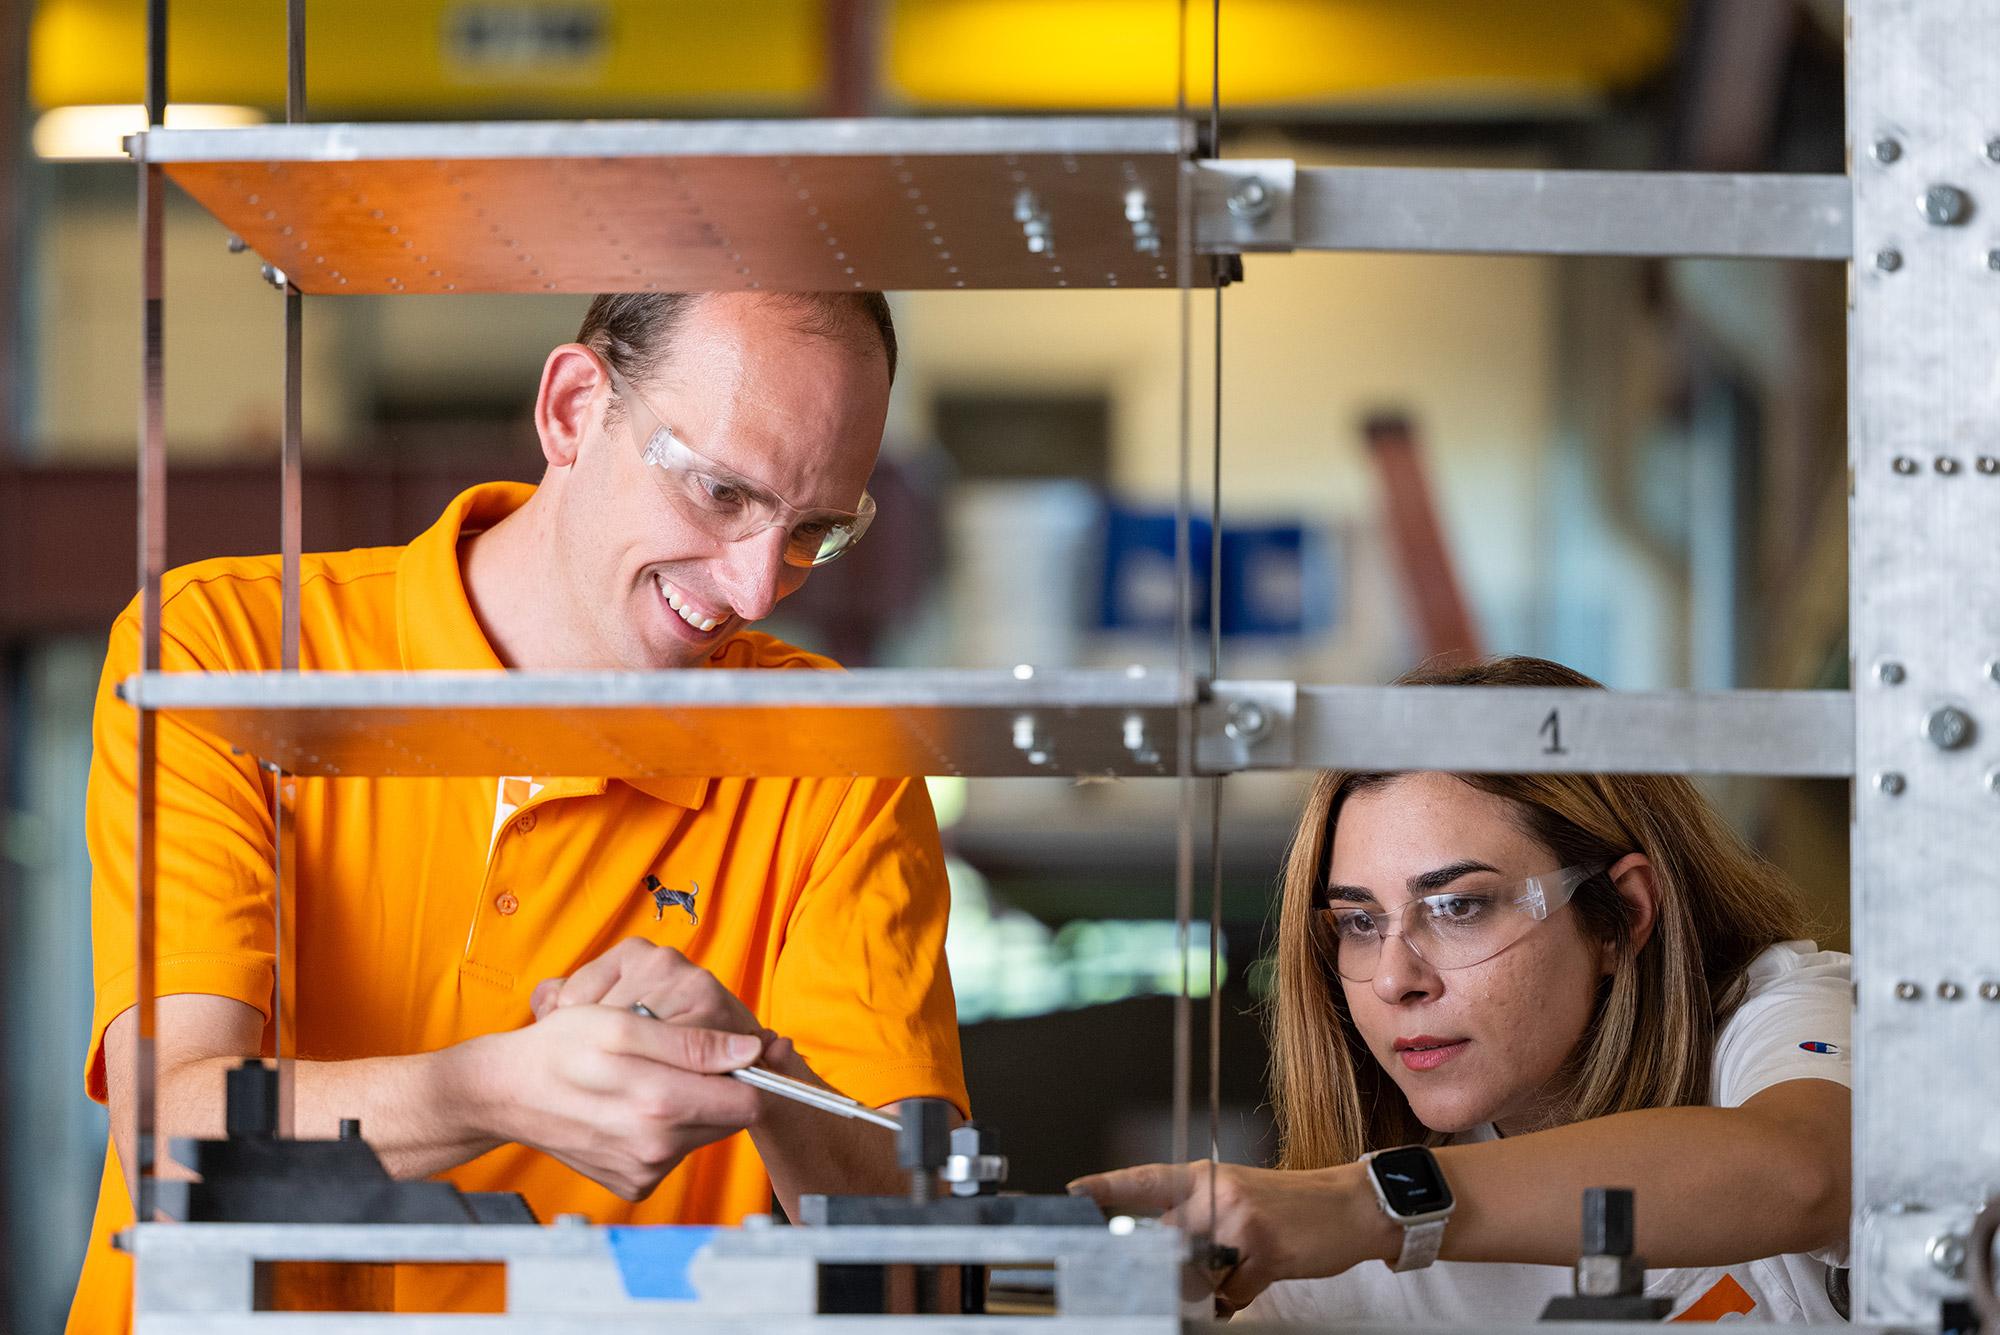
1067, 1159, 1396, 1312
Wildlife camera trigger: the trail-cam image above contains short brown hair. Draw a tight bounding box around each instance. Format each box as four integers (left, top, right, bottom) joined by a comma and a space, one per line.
1269, 654, 1815, 1169
575, 291, 897, 388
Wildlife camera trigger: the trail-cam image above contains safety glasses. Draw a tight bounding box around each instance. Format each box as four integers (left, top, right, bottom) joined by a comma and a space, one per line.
600, 359, 875, 568
1310, 862, 1607, 982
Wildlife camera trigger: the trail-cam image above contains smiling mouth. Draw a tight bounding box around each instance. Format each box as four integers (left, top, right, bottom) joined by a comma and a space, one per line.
654, 573, 724, 635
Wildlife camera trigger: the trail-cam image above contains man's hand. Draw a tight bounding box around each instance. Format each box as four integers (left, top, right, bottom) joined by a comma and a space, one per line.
532, 938, 773, 1048
461, 1003, 765, 1202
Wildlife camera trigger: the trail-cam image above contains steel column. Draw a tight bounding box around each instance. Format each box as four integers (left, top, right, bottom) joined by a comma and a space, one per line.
1846, 0, 2000, 1322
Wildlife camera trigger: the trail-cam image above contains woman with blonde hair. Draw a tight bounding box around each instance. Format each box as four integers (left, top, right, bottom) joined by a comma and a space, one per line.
1073, 656, 1851, 1322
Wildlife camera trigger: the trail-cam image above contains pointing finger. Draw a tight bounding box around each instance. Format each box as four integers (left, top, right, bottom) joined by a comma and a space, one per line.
1066, 1162, 1194, 1213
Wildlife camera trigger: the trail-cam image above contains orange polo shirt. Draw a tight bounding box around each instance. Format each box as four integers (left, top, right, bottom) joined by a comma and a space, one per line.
70, 482, 965, 1328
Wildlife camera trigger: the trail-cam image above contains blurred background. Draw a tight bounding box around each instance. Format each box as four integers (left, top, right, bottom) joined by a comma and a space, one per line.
0, 1, 1853, 1327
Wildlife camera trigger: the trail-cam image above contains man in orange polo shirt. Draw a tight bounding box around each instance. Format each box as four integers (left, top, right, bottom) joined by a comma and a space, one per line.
72, 291, 967, 1326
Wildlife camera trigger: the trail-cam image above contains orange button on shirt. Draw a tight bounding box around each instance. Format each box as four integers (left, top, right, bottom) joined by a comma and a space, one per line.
70, 483, 966, 1329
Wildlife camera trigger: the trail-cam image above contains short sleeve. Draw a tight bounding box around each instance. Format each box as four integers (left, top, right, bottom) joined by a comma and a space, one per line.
1711, 943, 1852, 1108
767, 776, 968, 1117
85, 602, 279, 1103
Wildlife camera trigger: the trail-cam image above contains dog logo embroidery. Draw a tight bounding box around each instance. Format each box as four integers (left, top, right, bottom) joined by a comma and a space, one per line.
644, 874, 699, 927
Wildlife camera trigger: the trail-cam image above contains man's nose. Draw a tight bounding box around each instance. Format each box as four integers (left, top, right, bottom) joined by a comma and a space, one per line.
1370, 929, 1441, 1006
714, 526, 793, 623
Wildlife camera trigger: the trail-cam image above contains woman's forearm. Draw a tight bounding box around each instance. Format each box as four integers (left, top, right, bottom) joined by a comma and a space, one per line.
1434, 1080, 1849, 1269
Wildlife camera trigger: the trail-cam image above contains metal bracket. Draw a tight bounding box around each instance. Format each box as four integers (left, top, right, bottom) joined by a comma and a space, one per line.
1190, 158, 1297, 254
1195, 679, 1297, 773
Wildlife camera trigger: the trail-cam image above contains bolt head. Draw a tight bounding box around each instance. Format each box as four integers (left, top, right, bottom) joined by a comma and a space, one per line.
1921, 183, 1972, 226
1989, 250, 2000, 272
1875, 248, 1903, 272
1988, 138, 2000, 164
1224, 699, 1271, 743
1873, 137, 1903, 163
1978, 457, 2000, 474
1877, 661, 1906, 685
1225, 176, 1275, 223
1924, 706, 1974, 750
1877, 771, 1907, 796
1895, 980, 1921, 1000
1939, 981, 1963, 1001
1927, 1232, 1968, 1278
1892, 455, 1918, 474
1936, 456, 1961, 475
1980, 981, 2000, 1001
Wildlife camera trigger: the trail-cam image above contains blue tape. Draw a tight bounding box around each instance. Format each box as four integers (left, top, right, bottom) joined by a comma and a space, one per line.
606, 1225, 719, 1301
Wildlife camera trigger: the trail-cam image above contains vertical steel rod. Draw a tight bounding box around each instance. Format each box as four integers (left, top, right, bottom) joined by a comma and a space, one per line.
132, 0, 169, 1220
1168, 0, 1194, 1178
1205, 0, 1225, 1239
272, 0, 307, 1140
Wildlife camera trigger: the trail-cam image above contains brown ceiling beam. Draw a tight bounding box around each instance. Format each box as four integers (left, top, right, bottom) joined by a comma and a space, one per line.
0, 460, 531, 642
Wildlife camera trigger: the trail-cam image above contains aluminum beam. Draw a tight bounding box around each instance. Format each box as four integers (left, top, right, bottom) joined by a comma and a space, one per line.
1846, 0, 2000, 1324
1196, 164, 1853, 260
123, 668, 1191, 779
130, 118, 1191, 294
1254, 685, 1854, 777
127, 672, 1853, 780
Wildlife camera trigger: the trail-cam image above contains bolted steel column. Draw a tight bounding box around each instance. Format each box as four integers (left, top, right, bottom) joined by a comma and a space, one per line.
1846, 0, 2000, 1322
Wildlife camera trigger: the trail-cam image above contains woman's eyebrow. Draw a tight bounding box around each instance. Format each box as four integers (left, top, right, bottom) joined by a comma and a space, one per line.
1408, 859, 1502, 893
1322, 884, 1379, 905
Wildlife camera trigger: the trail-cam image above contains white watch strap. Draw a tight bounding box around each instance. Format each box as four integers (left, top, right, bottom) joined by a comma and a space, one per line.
1392, 1217, 1446, 1272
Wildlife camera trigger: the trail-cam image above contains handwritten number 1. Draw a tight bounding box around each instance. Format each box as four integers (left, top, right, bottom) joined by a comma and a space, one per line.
1539, 709, 1567, 755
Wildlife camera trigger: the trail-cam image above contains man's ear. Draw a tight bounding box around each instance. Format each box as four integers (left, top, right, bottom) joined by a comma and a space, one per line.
1600, 852, 1658, 974
536, 343, 608, 470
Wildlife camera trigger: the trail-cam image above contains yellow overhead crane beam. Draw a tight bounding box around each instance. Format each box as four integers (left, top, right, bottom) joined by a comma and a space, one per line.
30, 0, 827, 114
886, 0, 1684, 112
33, 0, 1682, 116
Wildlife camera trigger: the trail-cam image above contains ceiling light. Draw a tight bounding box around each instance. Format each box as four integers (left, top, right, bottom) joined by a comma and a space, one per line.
32, 103, 268, 162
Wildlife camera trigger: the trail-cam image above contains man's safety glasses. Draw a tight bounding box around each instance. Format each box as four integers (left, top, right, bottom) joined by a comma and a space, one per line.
1310, 863, 1608, 983
602, 361, 876, 569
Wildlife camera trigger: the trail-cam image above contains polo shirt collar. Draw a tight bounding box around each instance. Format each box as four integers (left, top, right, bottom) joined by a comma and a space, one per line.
396, 481, 711, 810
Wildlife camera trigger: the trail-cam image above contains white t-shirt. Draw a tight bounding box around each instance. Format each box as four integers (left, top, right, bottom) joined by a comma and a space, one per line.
1239, 942, 1852, 1325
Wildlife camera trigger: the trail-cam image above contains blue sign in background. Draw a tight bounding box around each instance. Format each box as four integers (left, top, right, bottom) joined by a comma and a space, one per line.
1096, 505, 1336, 638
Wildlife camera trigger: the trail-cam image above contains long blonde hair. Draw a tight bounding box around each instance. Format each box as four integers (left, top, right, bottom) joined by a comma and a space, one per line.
1270, 656, 1814, 1170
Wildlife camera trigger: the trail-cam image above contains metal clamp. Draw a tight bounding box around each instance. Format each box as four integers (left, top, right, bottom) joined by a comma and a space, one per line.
1196, 680, 1297, 773
1190, 159, 1297, 253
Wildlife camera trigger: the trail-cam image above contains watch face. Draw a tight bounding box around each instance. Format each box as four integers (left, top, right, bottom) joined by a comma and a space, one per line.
1371, 1147, 1453, 1217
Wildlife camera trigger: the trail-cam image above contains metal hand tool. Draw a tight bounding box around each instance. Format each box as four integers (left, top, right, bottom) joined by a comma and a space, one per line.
629, 1002, 900, 1131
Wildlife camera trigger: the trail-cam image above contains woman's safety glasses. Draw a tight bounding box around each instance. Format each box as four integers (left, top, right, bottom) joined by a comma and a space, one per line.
1310, 863, 1607, 982
602, 361, 875, 568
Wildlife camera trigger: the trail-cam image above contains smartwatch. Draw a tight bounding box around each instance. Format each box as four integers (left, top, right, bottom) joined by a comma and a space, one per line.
1360, 1145, 1455, 1272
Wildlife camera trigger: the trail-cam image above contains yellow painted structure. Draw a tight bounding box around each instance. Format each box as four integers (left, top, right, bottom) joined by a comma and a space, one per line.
30, 0, 826, 113
33, 0, 1681, 115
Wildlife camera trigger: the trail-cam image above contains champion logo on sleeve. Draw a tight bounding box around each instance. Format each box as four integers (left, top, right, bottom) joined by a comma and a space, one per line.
1798, 1041, 1840, 1055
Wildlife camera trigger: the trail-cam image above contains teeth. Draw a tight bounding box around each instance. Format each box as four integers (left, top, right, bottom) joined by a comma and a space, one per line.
657, 576, 720, 633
